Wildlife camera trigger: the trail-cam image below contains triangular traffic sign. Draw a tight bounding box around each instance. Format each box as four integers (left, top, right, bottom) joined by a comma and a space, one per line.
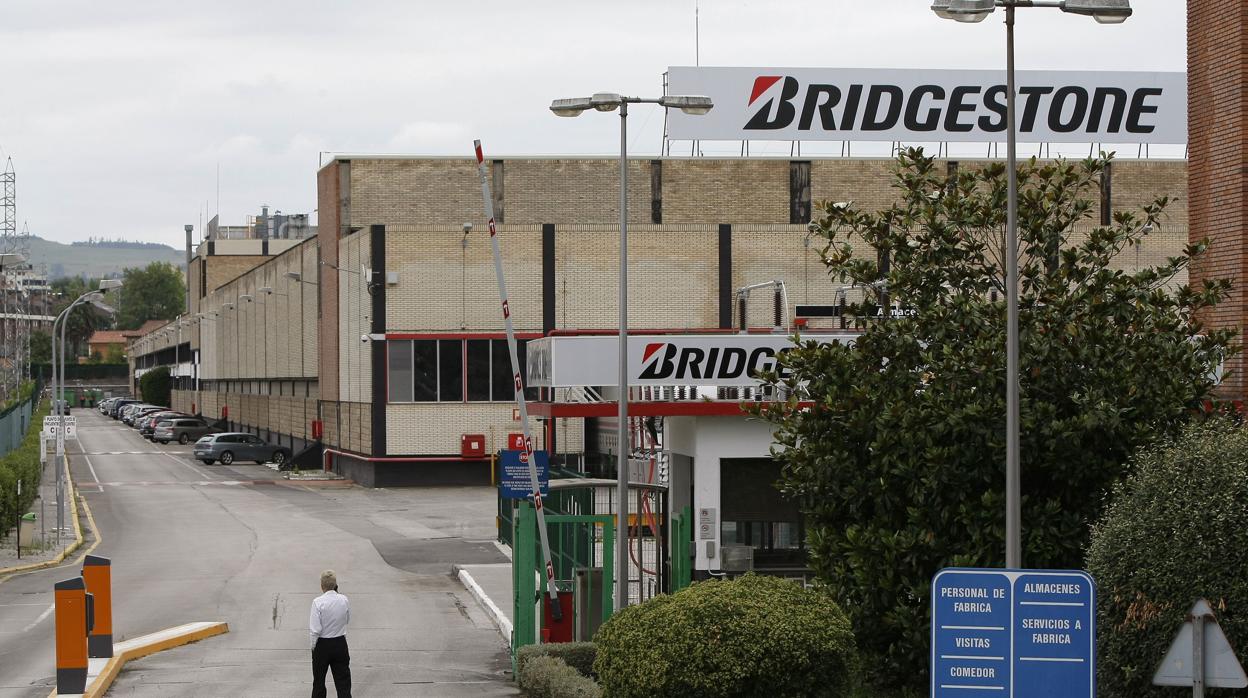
1154, 599, 1248, 688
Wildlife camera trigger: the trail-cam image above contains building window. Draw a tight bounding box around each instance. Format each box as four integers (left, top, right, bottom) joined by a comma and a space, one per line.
387, 337, 531, 403
388, 341, 413, 402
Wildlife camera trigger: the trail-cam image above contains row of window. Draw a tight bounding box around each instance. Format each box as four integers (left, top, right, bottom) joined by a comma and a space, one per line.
387, 339, 536, 403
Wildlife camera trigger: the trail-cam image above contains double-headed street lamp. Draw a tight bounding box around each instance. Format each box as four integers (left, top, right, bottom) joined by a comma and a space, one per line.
930, 0, 1131, 569
550, 92, 712, 611
50, 279, 120, 542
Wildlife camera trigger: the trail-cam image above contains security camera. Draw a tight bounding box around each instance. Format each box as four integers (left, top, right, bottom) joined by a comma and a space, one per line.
361, 334, 370, 343
463, 222, 473, 234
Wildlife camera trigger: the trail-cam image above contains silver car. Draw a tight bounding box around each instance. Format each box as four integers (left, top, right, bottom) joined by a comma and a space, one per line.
153, 418, 217, 445
193, 432, 291, 467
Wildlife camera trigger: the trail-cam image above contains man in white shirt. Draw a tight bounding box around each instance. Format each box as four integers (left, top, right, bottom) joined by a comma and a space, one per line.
309, 570, 351, 698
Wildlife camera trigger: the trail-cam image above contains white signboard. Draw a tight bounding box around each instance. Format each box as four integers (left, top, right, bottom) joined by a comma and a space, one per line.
42, 415, 76, 439
527, 334, 856, 388
666, 66, 1187, 144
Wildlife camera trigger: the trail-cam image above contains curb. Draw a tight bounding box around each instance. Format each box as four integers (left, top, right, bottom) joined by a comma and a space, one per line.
455, 565, 513, 642
0, 456, 86, 581
49, 621, 229, 697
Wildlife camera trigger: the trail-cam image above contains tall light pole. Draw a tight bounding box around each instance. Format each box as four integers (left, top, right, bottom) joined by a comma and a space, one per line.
550, 92, 713, 610
931, 0, 1131, 569
51, 280, 119, 542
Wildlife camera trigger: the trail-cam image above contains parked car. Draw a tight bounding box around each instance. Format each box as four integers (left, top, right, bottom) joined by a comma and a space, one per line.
193, 433, 291, 467
122, 404, 158, 425
153, 418, 217, 445
108, 399, 140, 419
139, 411, 187, 439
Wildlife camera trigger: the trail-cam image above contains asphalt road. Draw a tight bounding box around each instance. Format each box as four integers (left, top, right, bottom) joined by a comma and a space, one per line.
0, 409, 515, 697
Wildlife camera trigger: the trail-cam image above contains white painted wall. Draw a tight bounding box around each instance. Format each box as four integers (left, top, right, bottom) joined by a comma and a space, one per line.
665, 415, 776, 572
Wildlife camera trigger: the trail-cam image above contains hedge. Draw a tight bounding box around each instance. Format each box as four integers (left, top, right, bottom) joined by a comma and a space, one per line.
0, 396, 48, 540
1086, 418, 1248, 696
139, 366, 170, 407
594, 574, 858, 697
518, 655, 602, 698
517, 642, 598, 680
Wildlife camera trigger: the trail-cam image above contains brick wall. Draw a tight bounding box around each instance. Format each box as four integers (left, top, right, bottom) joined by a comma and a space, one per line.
1188, 1, 1247, 397
318, 162, 341, 402
384, 225, 544, 332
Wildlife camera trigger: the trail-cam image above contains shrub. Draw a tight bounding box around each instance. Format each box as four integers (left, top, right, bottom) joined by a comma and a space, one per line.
517, 642, 598, 679
518, 655, 601, 698
139, 366, 170, 407
0, 396, 47, 541
1087, 418, 1248, 697
594, 574, 858, 697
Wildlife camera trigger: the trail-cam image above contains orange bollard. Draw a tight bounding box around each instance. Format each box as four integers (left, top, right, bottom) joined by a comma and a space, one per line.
54, 577, 89, 694
82, 555, 113, 658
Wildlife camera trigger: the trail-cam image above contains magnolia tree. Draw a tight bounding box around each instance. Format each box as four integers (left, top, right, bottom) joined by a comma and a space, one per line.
758, 149, 1234, 695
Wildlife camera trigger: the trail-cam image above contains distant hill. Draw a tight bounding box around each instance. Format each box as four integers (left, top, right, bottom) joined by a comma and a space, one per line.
18, 235, 185, 279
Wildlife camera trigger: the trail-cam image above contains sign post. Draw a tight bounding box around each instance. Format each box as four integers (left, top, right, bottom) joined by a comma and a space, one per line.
932, 568, 1096, 697
1153, 599, 1248, 695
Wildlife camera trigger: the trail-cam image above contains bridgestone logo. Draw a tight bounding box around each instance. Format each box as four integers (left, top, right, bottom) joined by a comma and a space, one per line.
638, 342, 793, 381
745, 75, 1164, 135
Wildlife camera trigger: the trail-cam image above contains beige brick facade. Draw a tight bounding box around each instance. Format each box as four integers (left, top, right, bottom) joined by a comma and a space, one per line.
130, 154, 1192, 474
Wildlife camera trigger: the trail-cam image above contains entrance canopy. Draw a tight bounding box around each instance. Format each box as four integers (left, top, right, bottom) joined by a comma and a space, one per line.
526, 332, 856, 418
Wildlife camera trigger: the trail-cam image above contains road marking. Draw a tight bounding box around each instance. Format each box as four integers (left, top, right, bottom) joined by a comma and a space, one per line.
22, 604, 54, 632
83, 453, 100, 484
162, 452, 213, 480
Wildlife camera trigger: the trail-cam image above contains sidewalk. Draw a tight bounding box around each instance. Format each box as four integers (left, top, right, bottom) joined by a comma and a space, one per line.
0, 450, 85, 573
455, 543, 515, 643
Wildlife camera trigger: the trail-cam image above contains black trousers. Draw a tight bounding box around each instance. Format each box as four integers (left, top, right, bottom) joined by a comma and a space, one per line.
312, 635, 351, 698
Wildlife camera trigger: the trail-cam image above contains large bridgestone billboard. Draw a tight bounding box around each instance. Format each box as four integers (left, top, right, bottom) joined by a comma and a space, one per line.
666, 66, 1186, 144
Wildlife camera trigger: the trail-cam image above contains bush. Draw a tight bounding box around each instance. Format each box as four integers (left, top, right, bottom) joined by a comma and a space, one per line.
518, 655, 601, 698
1087, 418, 1248, 697
594, 574, 858, 698
0, 396, 48, 541
517, 642, 598, 679
139, 366, 170, 407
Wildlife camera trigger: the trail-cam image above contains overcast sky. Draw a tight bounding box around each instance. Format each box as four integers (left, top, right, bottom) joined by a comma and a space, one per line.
0, 1, 1185, 246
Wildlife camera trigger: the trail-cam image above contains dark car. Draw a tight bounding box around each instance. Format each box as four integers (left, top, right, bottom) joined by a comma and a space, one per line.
108, 399, 140, 419
139, 411, 187, 440
193, 433, 291, 467
153, 418, 217, 445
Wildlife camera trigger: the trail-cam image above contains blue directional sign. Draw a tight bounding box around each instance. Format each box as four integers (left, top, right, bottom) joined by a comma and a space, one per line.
932, 568, 1096, 698
499, 449, 549, 499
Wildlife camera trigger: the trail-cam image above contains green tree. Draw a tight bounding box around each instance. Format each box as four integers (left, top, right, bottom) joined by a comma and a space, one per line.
115, 262, 184, 331
104, 344, 125, 364
758, 149, 1234, 696
139, 366, 170, 407
1087, 418, 1248, 696
30, 330, 51, 364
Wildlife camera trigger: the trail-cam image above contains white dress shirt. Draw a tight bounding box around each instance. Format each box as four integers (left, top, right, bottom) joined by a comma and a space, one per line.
309, 589, 350, 649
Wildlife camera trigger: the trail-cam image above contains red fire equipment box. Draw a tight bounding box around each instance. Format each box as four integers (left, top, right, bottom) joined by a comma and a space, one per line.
461, 434, 486, 458
508, 433, 526, 450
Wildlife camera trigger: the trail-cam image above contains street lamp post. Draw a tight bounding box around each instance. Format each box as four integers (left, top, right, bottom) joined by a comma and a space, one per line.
930, 0, 1131, 569
50, 280, 119, 543
550, 92, 713, 610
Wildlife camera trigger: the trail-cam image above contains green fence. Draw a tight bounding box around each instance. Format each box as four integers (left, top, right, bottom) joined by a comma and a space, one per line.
0, 383, 39, 458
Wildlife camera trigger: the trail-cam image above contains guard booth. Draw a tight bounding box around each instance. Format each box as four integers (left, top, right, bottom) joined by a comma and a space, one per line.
509, 330, 856, 649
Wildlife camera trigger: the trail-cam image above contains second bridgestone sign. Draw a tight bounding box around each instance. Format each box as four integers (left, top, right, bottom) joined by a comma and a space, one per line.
666, 66, 1186, 144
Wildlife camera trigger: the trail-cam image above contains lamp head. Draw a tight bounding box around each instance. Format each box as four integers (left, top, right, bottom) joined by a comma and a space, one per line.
1061, 0, 1131, 23
239, 294, 254, 302
944, 0, 994, 22
258, 286, 273, 295
550, 97, 593, 117
284, 271, 301, 281
98, 278, 123, 291
590, 93, 623, 112
660, 95, 714, 115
